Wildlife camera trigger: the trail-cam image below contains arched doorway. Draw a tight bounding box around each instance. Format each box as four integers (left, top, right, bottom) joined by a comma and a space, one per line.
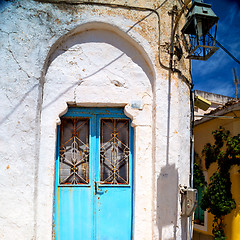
54, 108, 134, 239
37, 23, 154, 240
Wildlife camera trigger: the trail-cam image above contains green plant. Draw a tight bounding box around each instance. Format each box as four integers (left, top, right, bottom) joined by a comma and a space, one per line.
193, 162, 206, 189
200, 172, 235, 218
198, 127, 240, 239
212, 216, 226, 240
202, 127, 229, 170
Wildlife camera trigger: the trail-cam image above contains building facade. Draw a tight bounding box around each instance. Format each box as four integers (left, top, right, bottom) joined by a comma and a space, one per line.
0, 0, 192, 239
194, 90, 234, 120
194, 99, 240, 240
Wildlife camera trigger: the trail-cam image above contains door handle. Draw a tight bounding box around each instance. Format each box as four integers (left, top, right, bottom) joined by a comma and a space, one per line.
94, 181, 103, 195
94, 181, 98, 194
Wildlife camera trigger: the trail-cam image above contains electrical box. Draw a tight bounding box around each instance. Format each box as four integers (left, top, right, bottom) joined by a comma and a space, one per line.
180, 187, 198, 217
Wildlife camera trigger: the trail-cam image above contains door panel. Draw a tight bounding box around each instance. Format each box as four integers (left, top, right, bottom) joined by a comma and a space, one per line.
54, 108, 133, 240
55, 116, 94, 240
56, 187, 93, 239
96, 117, 133, 240
96, 186, 132, 240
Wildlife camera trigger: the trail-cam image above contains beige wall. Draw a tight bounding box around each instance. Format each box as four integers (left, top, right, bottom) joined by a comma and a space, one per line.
193, 109, 240, 238
193, 231, 213, 240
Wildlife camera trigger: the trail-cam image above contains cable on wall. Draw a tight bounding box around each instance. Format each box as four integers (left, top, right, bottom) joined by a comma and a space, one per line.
37, 0, 193, 89
208, 33, 240, 65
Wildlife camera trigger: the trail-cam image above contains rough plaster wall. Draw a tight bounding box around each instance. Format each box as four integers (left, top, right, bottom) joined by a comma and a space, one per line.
45, 30, 153, 107
0, 0, 191, 239
0, 1, 42, 239
0, 1, 153, 238
153, 72, 191, 240
39, 28, 154, 240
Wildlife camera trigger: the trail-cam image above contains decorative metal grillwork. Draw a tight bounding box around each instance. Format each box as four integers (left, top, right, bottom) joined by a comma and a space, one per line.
185, 29, 218, 60
59, 118, 89, 185
100, 119, 130, 185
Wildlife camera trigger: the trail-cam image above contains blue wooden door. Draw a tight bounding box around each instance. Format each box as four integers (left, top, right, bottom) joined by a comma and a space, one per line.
54, 108, 133, 240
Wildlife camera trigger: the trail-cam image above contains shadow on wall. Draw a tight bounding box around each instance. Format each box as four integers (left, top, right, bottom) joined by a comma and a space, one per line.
48, 28, 154, 83
157, 164, 179, 240
43, 27, 154, 110
0, 12, 156, 124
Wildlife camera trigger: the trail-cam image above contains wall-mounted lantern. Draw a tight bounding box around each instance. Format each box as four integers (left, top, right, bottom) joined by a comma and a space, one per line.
182, 0, 219, 60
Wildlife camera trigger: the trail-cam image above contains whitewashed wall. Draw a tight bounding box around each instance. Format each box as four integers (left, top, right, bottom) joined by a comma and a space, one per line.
0, 0, 191, 239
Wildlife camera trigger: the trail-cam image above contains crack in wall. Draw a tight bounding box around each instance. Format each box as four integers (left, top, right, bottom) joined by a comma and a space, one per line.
15, 2, 59, 36
74, 80, 84, 102
6, 33, 31, 79
8, 47, 31, 79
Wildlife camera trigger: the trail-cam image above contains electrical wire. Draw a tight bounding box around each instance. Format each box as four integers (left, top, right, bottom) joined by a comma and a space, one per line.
37, 0, 170, 70
36, 2, 195, 239
37, 0, 193, 89
208, 33, 240, 65
195, 115, 240, 119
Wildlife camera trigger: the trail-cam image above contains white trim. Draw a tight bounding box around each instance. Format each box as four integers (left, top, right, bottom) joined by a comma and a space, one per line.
36, 25, 154, 240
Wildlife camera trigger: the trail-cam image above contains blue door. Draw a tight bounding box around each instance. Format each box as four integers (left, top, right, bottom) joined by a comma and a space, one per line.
54, 108, 133, 240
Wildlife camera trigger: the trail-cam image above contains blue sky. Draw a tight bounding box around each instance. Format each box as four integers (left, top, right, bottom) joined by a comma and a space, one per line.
192, 0, 240, 98
1, 0, 239, 98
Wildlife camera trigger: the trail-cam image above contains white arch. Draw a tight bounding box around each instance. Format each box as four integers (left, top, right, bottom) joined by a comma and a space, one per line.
36, 22, 155, 240
43, 22, 156, 84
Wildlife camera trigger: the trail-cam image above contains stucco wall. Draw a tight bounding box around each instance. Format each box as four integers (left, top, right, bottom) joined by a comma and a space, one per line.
0, 0, 191, 239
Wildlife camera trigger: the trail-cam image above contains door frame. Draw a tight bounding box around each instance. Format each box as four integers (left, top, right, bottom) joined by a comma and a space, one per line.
36, 103, 153, 240
54, 107, 134, 239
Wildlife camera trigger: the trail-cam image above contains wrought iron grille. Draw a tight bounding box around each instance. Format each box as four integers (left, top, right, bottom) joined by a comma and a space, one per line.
59, 118, 89, 185
189, 33, 214, 57
183, 26, 218, 60
100, 119, 130, 185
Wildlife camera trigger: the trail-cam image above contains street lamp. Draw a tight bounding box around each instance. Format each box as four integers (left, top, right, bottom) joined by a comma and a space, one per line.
182, 0, 219, 60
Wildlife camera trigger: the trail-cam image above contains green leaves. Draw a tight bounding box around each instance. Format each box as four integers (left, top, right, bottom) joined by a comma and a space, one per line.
202, 143, 217, 170
212, 216, 227, 240
202, 127, 230, 170
200, 172, 235, 218
198, 127, 240, 239
212, 127, 229, 148
193, 162, 206, 189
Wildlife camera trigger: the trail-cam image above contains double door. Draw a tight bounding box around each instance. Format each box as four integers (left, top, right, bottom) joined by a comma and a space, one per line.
54, 108, 133, 240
